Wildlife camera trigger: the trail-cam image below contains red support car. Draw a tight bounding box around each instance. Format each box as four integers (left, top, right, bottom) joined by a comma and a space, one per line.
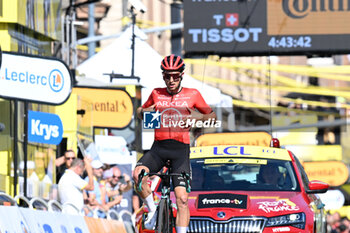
135, 145, 329, 233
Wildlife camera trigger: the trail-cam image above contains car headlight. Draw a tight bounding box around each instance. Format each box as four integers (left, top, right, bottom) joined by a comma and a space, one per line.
266, 212, 306, 229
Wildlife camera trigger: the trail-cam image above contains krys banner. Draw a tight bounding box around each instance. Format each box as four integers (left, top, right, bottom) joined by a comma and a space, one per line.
0, 52, 72, 105
28, 111, 63, 145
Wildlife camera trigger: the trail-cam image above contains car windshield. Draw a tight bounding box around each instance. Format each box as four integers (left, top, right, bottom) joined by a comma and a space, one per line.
190, 158, 300, 192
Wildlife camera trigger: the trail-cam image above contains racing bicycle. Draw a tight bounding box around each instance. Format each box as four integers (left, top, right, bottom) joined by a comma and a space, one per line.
137, 160, 191, 233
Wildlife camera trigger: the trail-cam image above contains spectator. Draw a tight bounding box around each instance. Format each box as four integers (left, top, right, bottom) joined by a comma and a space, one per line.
84, 160, 107, 215
58, 157, 94, 215
109, 165, 133, 196
103, 168, 114, 186
340, 217, 350, 230
104, 165, 133, 212
85, 160, 128, 217
56, 150, 77, 183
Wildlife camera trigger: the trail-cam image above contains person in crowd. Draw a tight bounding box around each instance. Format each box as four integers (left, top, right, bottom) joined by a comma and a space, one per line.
107, 165, 133, 199
56, 150, 77, 183
327, 212, 349, 233
103, 168, 114, 187
58, 157, 94, 215
84, 160, 107, 214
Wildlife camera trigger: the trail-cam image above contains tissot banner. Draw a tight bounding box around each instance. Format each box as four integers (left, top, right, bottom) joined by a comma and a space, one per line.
0, 52, 72, 105
184, 0, 350, 56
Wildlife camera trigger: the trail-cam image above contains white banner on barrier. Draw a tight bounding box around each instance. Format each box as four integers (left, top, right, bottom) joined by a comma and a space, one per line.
0, 206, 31, 233
0, 206, 90, 233
20, 208, 90, 233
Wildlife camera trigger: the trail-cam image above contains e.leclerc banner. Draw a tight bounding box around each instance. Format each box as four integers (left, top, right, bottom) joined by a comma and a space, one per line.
0, 52, 72, 105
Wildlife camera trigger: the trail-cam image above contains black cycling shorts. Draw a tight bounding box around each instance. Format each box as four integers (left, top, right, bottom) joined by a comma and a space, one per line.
136, 139, 190, 188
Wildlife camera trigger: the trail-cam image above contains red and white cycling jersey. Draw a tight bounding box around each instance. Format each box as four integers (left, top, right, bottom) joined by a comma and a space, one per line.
143, 87, 213, 144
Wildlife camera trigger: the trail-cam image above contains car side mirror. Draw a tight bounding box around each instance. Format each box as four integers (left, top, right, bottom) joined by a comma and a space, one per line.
306, 180, 329, 194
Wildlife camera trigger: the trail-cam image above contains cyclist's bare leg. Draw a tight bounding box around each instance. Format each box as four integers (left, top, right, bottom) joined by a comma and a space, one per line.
174, 186, 190, 228
133, 165, 152, 199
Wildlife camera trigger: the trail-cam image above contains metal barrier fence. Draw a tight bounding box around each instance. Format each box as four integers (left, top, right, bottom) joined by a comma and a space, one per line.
0, 191, 135, 233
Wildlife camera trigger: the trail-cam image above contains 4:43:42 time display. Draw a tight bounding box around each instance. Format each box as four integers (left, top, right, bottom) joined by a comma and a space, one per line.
268, 36, 312, 48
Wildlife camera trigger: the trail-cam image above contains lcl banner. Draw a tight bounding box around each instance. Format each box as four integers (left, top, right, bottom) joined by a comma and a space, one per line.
0, 52, 72, 105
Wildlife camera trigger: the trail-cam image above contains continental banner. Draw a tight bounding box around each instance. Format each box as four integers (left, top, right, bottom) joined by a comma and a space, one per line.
303, 161, 349, 187
285, 145, 342, 162
73, 87, 134, 129
267, 0, 350, 35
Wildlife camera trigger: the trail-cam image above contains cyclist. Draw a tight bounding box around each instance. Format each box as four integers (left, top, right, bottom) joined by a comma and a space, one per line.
133, 54, 216, 233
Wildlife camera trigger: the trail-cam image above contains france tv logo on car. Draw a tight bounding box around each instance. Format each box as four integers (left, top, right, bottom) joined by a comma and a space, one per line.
28, 111, 63, 145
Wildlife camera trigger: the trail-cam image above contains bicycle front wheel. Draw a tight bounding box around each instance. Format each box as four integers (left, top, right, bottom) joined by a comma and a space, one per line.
156, 198, 172, 233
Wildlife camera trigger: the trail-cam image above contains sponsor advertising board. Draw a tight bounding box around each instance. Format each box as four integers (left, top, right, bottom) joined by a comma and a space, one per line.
73, 87, 133, 128
0, 52, 72, 105
184, 0, 350, 56
28, 111, 63, 145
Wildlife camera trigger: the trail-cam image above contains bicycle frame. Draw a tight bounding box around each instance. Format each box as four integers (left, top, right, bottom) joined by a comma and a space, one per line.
137, 164, 190, 233
155, 169, 175, 233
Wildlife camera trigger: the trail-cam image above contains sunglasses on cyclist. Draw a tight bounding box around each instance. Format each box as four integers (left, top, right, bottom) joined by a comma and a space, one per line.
113, 175, 124, 179
163, 73, 182, 82
65, 157, 75, 160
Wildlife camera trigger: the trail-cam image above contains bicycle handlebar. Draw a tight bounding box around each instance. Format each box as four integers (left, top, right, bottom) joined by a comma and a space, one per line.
136, 169, 191, 193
